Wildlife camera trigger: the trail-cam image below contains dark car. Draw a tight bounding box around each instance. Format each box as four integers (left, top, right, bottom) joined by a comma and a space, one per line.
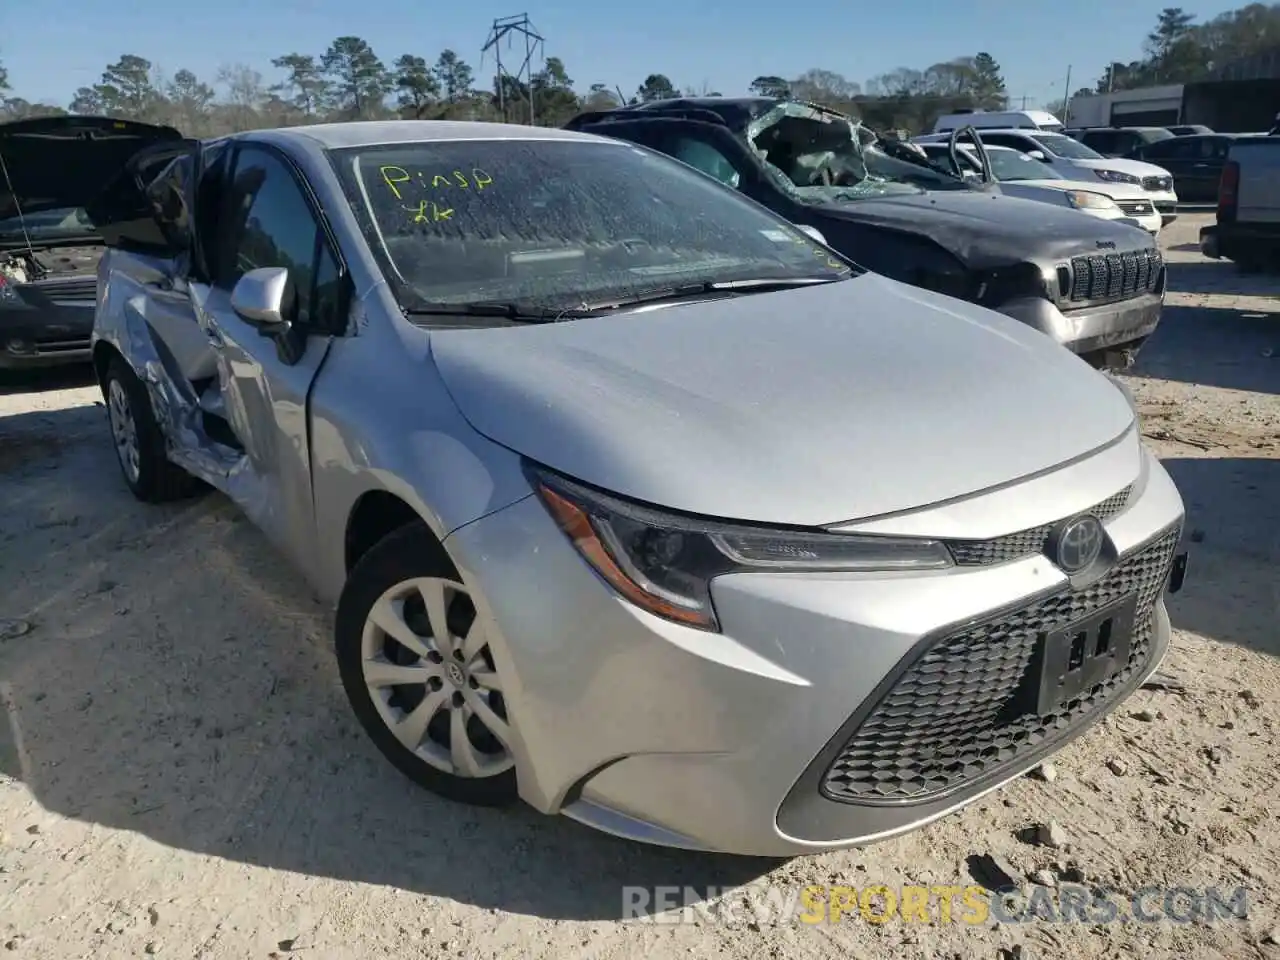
566, 98, 1167, 370
0, 116, 182, 373
1074, 127, 1174, 158
1166, 125, 1214, 137
1128, 134, 1237, 203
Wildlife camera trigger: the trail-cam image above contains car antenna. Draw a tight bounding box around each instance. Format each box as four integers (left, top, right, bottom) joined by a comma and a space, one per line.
0, 147, 38, 266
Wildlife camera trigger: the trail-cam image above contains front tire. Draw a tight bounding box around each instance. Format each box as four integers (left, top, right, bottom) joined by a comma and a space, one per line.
103, 356, 203, 503
335, 522, 518, 807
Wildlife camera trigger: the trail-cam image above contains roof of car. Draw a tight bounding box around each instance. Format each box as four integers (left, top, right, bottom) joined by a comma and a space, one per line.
230, 120, 609, 150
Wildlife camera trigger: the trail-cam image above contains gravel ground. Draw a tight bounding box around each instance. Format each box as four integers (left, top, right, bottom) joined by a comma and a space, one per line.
0, 213, 1276, 960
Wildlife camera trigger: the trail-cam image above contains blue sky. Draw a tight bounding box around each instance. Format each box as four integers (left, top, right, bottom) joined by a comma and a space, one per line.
1, 0, 1240, 109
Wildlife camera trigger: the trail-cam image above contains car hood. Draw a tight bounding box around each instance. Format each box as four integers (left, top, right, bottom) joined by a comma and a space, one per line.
432, 273, 1134, 527
0, 116, 183, 225
1013, 178, 1151, 200
815, 190, 1150, 270
1068, 157, 1173, 179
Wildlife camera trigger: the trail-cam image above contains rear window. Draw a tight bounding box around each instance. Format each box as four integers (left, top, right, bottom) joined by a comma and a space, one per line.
328, 138, 853, 311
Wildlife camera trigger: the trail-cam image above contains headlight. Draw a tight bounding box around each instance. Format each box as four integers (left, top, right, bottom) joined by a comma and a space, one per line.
1093, 169, 1141, 185
529, 465, 954, 631
1065, 190, 1120, 211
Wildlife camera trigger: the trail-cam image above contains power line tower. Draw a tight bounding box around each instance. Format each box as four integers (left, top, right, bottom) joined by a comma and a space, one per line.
481, 14, 545, 126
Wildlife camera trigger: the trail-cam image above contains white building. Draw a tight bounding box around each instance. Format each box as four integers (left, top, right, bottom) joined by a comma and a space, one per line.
1065, 84, 1185, 128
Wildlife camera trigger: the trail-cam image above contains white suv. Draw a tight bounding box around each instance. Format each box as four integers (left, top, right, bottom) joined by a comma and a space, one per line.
918, 129, 1179, 225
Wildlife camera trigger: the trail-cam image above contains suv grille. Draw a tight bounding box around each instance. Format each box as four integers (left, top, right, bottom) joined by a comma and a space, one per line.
820, 527, 1180, 805
1142, 175, 1173, 192
1116, 200, 1154, 216
946, 486, 1132, 566
1068, 249, 1162, 303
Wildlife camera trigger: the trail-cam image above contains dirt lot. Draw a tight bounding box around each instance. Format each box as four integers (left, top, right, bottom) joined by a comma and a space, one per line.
0, 213, 1276, 960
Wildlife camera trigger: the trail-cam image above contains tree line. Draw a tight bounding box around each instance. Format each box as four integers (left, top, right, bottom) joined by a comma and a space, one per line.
0, 4, 1277, 136
1046, 3, 1280, 114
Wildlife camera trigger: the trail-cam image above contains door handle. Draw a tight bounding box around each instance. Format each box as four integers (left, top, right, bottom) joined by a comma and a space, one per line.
149, 277, 173, 292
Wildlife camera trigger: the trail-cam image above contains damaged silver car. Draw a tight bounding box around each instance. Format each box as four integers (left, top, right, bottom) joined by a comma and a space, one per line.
90, 121, 1188, 856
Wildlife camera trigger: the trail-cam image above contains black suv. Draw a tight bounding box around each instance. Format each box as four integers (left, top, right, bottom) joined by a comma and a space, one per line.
566, 98, 1167, 369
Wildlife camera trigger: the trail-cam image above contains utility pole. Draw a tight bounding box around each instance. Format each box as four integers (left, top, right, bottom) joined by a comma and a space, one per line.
481, 14, 545, 125
1061, 64, 1073, 123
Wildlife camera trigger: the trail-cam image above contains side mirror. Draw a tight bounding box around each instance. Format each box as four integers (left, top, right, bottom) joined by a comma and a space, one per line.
231, 267, 294, 334
1026, 150, 1047, 161
794, 223, 828, 246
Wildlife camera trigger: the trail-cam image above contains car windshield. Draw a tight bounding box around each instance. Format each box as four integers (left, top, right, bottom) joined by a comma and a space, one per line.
981, 148, 1060, 181
0, 206, 97, 243
745, 102, 971, 202
1030, 133, 1104, 160
328, 138, 854, 312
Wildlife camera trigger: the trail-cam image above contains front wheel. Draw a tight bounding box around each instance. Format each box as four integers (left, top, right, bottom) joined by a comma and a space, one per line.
335, 522, 518, 807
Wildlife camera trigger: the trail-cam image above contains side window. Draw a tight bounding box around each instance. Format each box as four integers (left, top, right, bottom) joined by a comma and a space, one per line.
1203, 138, 1229, 160
1082, 131, 1115, 154
214, 146, 325, 327
669, 136, 742, 189
979, 133, 1025, 151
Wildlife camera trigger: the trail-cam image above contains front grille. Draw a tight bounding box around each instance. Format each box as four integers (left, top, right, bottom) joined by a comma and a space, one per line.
33, 338, 91, 356
1142, 175, 1173, 192
1117, 200, 1154, 215
947, 485, 1132, 566
31, 277, 96, 301
820, 526, 1180, 805
1067, 249, 1162, 303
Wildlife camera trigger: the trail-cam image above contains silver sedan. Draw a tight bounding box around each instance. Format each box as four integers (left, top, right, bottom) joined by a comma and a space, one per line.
90, 121, 1188, 856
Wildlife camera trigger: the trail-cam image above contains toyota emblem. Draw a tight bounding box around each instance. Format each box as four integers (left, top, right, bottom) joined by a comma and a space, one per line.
1051, 515, 1105, 574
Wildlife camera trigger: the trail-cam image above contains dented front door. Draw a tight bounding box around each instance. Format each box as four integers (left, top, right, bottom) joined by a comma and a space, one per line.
191, 141, 335, 568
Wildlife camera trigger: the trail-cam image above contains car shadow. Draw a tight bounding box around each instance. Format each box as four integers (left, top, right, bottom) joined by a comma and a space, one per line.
0, 364, 97, 397
1135, 302, 1278, 394
1162, 455, 1279, 657
0, 405, 779, 921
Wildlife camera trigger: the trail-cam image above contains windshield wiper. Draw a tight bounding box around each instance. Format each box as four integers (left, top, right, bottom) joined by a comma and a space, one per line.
403, 301, 568, 323
576, 276, 842, 313
404, 276, 845, 324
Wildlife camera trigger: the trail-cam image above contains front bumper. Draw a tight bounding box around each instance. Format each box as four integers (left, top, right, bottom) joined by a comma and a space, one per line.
1149, 192, 1178, 226
444, 442, 1186, 856
996, 290, 1164, 357
0, 307, 95, 370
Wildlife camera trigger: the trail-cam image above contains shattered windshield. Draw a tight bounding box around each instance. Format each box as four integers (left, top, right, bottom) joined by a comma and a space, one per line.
745, 102, 970, 202
328, 139, 853, 312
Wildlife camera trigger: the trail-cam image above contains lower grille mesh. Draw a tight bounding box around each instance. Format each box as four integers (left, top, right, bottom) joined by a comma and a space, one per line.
821, 527, 1180, 805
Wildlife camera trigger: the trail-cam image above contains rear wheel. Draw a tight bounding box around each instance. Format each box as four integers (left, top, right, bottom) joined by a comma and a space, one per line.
103, 356, 203, 503
335, 522, 518, 806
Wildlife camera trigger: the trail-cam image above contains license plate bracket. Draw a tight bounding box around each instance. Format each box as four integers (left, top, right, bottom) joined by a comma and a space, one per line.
1036, 595, 1138, 715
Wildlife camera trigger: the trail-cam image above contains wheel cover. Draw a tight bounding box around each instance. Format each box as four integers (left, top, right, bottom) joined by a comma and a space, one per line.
360, 576, 515, 779
107, 378, 141, 483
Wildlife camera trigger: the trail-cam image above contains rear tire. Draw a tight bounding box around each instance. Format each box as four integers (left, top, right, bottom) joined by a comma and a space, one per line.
103, 355, 204, 503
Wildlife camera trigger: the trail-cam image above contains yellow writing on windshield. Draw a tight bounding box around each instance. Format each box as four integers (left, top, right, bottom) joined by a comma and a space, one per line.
786, 230, 844, 270
379, 165, 495, 202
404, 200, 454, 223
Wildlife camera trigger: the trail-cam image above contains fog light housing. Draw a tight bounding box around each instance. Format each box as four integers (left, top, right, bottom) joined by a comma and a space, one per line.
5, 338, 35, 356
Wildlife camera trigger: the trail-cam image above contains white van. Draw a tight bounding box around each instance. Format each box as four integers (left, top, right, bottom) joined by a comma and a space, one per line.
932, 110, 1064, 134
